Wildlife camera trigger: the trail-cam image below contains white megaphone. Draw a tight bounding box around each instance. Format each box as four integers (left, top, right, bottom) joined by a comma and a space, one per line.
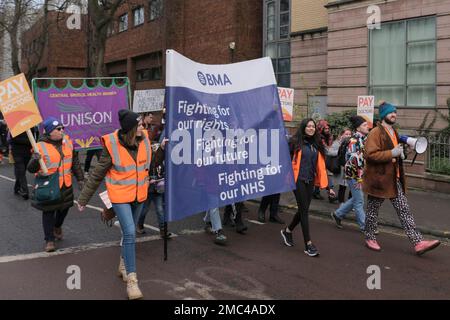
399, 135, 428, 165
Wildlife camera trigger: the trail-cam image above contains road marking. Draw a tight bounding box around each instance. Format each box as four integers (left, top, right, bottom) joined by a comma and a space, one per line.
246, 219, 265, 225
0, 235, 162, 264
0, 174, 15, 183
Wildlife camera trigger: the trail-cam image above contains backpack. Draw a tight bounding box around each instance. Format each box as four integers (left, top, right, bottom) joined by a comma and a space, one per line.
337, 137, 351, 168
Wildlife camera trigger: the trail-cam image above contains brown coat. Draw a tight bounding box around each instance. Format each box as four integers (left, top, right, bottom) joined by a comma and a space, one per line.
362, 124, 406, 199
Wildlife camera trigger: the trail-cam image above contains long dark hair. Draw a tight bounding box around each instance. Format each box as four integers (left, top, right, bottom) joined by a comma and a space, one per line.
289, 118, 326, 157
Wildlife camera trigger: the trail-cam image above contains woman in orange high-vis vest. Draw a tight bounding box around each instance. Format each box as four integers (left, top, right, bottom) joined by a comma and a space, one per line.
280, 118, 335, 257
77, 110, 151, 300
27, 117, 85, 253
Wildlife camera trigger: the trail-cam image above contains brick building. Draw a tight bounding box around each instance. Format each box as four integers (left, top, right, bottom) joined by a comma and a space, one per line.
286, 0, 450, 132
104, 0, 263, 92
278, 0, 450, 191
21, 0, 263, 92
21, 10, 88, 79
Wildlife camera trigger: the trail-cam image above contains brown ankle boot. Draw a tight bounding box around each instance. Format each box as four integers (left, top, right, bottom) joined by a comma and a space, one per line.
126, 273, 143, 300
54, 227, 63, 240
117, 257, 127, 282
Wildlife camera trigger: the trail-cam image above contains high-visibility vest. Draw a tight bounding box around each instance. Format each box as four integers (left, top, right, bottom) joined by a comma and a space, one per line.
102, 130, 152, 203
292, 149, 328, 188
36, 135, 74, 188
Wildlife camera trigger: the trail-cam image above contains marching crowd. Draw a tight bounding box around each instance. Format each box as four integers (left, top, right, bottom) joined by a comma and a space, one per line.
0, 101, 441, 300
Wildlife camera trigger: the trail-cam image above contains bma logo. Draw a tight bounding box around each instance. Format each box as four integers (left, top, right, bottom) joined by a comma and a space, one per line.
197, 72, 232, 86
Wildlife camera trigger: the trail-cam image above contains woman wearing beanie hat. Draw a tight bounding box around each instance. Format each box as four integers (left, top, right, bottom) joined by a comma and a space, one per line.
331, 116, 369, 232
27, 117, 85, 253
77, 109, 152, 299
363, 102, 440, 255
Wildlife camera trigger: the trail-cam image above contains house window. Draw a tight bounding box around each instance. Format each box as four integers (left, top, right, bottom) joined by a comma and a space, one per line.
264, 0, 290, 87
136, 67, 162, 81
369, 17, 436, 107
149, 0, 163, 21
119, 13, 128, 32
133, 7, 144, 26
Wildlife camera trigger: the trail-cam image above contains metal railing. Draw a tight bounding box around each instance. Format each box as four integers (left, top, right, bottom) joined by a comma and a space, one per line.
426, 134, 450, 175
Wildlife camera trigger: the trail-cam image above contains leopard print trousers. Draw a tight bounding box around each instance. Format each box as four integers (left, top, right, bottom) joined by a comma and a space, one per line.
365, 181, 423, 245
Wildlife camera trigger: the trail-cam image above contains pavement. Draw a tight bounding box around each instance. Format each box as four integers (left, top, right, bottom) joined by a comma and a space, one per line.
260, 184, 450, 239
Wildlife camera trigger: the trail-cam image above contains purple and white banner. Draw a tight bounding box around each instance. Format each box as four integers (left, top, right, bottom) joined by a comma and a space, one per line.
165, 50, 295, 222
34, 82, 129, 150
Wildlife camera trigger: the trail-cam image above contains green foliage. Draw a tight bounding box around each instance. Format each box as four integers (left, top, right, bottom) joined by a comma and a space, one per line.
428, 157, 450, 175
325, 109, 357, 137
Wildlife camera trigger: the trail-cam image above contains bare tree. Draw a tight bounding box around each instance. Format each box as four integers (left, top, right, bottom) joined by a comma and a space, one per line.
87, 0, 125, 76
0, 0, 49, 78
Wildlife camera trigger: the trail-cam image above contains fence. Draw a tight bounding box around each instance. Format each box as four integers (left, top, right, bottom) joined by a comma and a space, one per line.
426, 134, 450, 175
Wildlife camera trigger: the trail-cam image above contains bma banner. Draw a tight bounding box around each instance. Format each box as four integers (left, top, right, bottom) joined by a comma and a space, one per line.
165, 50, 295, 222
33, 78, 129, 150
133, 89, 165, 113
0, 74, 43, 137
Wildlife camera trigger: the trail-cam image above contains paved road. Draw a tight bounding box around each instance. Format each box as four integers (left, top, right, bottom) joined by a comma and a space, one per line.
0, 161, 449, 300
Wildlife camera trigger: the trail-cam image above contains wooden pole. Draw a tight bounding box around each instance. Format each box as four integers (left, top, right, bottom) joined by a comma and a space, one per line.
26, 129, 48, 174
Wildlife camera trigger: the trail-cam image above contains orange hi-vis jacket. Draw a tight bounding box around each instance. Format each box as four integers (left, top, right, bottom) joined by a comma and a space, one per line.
102, 130, 152, 203
291, 149, 328, 188
36, 135, 74, 188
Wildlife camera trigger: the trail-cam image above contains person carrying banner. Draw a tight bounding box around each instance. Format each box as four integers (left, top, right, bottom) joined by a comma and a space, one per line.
363, 102, 440, 255
136, 139, 173, 238
331, 116, 369, 232
281, 118, 334, 257
223, 203, 248, 234
27, 117, 84, 252
204, 207, 227, 245
77, 109, 151, 300
257, 193, 284, 224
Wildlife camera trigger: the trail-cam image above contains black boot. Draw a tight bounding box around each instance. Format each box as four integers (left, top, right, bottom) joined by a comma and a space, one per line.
257, 210, 265, 223
223, 206, 235, 227
235, 211, 248, 234
269, 214, 284, 224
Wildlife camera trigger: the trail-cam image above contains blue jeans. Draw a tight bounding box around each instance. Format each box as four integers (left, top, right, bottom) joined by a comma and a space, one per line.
204, 207, 222, 233
138, 192, 165, 229
112, 202, 144, 274
335, 179, 365, 230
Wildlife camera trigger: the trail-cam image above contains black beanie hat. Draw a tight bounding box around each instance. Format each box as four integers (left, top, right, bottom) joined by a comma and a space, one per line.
118, 109, 140, 133
349, 115, 366, 130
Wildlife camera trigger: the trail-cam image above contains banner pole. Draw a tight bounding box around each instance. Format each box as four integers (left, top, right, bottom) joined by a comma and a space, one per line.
26, 129, 48, 174
164, 222, 168, 261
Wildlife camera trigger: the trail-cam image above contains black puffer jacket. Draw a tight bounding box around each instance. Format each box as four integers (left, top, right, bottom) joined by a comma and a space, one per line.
27, 135, 84, 212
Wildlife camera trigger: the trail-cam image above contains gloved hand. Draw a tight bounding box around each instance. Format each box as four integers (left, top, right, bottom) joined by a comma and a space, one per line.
31, 152, 41, 160
391, 145, 403, 158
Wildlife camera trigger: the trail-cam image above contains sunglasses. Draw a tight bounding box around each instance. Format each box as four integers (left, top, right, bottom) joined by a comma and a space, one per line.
55, 127, 64, 131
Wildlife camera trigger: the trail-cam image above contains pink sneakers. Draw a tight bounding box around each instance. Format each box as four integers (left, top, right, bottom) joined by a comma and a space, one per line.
365, 240, 381, 251
414, 240, 441, 256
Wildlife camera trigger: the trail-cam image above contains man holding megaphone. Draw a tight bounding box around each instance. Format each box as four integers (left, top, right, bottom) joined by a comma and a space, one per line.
362, 102, 440, 256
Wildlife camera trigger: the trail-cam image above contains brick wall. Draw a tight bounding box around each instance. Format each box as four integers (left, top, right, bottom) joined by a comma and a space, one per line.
291, 32, 328, 118
326, 0, 450, 132
104, 0, 262, 92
